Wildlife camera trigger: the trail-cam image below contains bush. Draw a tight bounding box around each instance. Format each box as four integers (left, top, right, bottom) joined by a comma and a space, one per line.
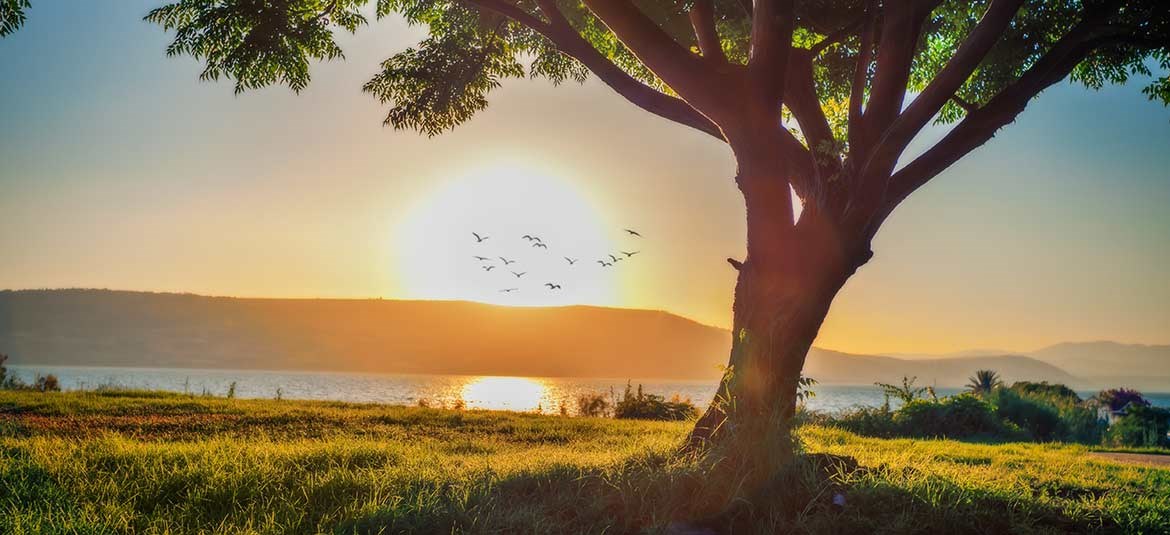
613, 383, 698, 421
1096, 388, 1150, 412
894, 395, 1010, 439
576, 393, 611, 418
1104, 405, 1170, 448
33, 374, 60, 392
828, 405, 900, 438
989, 389, 1065, 441
1008, 381, 1081, 404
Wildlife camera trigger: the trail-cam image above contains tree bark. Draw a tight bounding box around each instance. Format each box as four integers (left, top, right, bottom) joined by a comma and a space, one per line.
687, 148, 871, 472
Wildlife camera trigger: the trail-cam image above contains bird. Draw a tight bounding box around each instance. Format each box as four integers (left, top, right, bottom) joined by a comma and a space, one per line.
621, 251, 640, 258
472, 232, 489, 243
564, 257, 578, 265
473, 256, 490, 261
522, 234, 537, 241
608, 254, 619, 262
500, 288, 518, 293
482, 265, 496, 271
499, 257, 516, 265
512, 271, 527, 278
624, 228, 642, 237
597, 260, 613, 267
544, 283, 562, 290
532, 242, 548, 249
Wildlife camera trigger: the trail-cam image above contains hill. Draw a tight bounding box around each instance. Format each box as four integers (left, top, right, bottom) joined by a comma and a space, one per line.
0, 289, 1075, 385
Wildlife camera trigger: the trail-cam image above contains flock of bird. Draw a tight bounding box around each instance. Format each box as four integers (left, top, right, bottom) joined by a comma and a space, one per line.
471, 228, 643, 294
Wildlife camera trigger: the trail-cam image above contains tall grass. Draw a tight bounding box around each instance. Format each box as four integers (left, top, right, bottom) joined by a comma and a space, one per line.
1, 390, 1167, 533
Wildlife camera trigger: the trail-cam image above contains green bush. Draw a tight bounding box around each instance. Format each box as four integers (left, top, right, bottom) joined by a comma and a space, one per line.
1008, 381, 1081, 405
989, 389, 1066, 441
825, 405, 900, 438
1104, 405, 1170, 448
893, 395, 1010, 439
613, 383, 698, 421
576, 393, 611, 418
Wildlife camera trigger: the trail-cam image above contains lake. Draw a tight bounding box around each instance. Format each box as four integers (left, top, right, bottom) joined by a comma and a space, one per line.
8, 365, 1170, 415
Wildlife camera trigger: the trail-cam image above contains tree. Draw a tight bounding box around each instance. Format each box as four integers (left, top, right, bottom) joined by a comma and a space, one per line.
1097, 387, 1151, 411
12, 0, 1169, 470
875, 375, 927, 404
966, 369, 1002, 396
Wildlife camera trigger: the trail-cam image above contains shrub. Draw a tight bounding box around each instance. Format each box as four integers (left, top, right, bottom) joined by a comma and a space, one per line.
34, 374, 60, 392
989, 388, 1065, 441
576, 393, 611, 418
613, 382, 698, 421
1009, 381, 1081, 404
828, 405, 899, 438
1104, 405, 1170, 448
1096, 388, 1150, 412
894, 395, 1009, 439
874, 376, 928, 404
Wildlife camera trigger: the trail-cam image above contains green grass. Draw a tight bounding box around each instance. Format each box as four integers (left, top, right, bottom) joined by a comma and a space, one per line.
2, 390, 1168, 534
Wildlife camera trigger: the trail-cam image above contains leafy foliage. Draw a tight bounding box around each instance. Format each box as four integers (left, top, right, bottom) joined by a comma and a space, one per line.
1096, 388, 1151, 412
1104, 404, 1170, 448
136, 0, 1169, 149
0, 0, 29, 37
965, 369, 1002, 397
613, 382, 698, 421
874, 376, 928, 404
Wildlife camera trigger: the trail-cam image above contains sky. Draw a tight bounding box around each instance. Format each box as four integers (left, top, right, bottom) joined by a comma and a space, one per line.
1, 1, 1168, 356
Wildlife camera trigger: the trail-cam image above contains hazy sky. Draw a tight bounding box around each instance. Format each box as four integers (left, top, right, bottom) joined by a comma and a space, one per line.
2, 2, 1168, 355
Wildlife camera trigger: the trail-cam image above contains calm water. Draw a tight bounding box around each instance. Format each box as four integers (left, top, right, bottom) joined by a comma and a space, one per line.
8, 365, 1170, 415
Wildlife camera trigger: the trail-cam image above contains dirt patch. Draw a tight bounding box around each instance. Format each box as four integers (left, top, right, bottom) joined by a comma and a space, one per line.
1089, 452, 1170, 468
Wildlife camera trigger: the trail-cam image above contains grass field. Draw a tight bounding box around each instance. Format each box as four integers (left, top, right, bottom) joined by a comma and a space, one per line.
2, 390, 1168, 534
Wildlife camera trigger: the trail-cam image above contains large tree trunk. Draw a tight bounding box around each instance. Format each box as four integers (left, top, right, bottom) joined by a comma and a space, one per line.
687, 147, 871, 473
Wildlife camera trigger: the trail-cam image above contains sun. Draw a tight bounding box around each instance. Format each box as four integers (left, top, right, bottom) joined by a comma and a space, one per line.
394, 162, 619, 307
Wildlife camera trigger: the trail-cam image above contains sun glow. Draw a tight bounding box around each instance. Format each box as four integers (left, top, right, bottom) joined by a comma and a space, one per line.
460, 376, 550, 412
394, 162, 619, 307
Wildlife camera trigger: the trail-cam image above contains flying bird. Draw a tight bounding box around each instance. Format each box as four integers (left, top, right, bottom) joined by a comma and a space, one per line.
473, 256, 490, 261
621, 251, 640, 258
544, 283, 562, 290
522, 234, 537, 241
624, 229, 642, 237
500, 288, 518, 293
482, 265, 496, 271
499, 257, 516, 265
472, 232, 489, 243
532, 242, 548, 249
608, 254, 619, 262
597, 260, 613, 267
564, 257, 578, 265
512, 271, 527, 278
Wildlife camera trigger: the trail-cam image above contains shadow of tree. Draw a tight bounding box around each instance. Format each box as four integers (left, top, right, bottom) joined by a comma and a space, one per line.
336, 452, 1108, 534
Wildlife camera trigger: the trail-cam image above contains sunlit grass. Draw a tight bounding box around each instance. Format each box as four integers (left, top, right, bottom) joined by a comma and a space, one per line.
1, 390, 1167, 533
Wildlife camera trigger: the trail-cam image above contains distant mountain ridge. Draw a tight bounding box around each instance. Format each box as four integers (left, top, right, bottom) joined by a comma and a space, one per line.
0, 289, 1161, 389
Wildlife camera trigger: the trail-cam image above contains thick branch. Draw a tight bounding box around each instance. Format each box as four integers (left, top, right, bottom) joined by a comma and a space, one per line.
470, 0, 725, 140
809, 14, 867, 56
847, 0, 877, 156
859, 0, 1025, 185
869, 12, 1124, 235
748, 0, 796, 108
860, 1, 938, 149
582, 0, 724, 111
689, 0, 728, 65
785, 49, 839, 182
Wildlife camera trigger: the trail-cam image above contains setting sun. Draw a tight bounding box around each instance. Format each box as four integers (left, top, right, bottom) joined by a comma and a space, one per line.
394, 162, 621, 307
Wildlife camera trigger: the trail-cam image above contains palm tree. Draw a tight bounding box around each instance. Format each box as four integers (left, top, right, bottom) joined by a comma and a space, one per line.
966, 370, 1002, 397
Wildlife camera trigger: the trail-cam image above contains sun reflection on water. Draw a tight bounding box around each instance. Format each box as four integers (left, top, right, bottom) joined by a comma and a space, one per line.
460, 376, 550, 412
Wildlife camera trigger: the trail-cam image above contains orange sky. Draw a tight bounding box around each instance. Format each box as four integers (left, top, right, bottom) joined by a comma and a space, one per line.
2, 3, 1169, 355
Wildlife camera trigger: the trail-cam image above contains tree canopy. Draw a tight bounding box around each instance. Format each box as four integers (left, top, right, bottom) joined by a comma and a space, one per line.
131, 0, 1170, 240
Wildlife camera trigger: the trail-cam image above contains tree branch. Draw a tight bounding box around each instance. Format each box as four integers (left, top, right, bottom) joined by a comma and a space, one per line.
784, 49, 839, 182
859, 0, 1025, 185
689, 0, 728, 65
868, 10, 1125, 235
748, 0, 796, 108
847, 0, 877, 157
808, 14, 867, 56
468, 0, 726, 140
582, 0, 724, 112
859, 1, 938, 150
